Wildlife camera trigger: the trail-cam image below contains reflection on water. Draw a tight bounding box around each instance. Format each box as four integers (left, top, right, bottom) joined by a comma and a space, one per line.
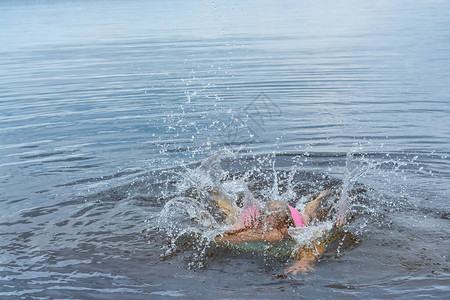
0, 0, 449, 298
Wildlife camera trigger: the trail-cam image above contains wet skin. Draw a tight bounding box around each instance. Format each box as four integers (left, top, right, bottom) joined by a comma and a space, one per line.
214, 190, 330, 274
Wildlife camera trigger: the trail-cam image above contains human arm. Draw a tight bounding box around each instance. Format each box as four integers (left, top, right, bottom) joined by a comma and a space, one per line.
284, 242, 325, 275
214, 227, 288, 244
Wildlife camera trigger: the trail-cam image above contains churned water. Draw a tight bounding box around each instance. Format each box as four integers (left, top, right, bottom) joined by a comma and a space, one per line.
1, 0, 449, 298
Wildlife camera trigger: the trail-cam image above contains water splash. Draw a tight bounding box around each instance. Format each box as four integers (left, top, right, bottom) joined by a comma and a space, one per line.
157, 151, 236, 261
156, 145, 428, 268
337, 149, 412, 226
157, 151, 353, 266
337, 152, 359, 226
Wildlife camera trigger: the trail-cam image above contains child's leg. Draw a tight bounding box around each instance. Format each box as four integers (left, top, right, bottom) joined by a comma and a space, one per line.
304, 190, 331, 220
208, 187, 238, 223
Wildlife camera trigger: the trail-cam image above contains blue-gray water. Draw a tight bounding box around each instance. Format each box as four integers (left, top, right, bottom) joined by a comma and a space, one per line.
0, 0, 449, 298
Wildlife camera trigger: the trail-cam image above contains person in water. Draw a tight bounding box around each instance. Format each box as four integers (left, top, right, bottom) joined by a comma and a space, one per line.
210, 189, 332, 275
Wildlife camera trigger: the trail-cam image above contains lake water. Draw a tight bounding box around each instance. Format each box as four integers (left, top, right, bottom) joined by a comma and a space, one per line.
1, 0, 449, 298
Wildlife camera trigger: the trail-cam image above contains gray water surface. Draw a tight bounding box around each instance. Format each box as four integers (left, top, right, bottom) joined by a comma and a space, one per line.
1, 0, 449, 298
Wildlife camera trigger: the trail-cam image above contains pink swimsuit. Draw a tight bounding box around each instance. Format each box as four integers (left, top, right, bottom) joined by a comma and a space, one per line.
237, 203, 261, 227
238, 203, 305, 228
288, 205, 305, 227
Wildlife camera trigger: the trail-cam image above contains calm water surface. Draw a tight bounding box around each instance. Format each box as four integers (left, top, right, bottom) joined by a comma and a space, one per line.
1, 0, 449, 298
